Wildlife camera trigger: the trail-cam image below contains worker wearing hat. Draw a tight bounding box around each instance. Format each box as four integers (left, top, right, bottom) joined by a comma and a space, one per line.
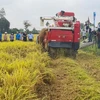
3, 32, 8, 41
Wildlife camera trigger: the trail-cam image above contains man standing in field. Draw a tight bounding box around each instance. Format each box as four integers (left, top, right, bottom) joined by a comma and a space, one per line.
19, 32, 23, 40
28, 33, 33, 41
97, 28, 100, 48
3, 32, 8, 41
10, 33, 14, 41
16, 32, 20, 40
0, 32, 2, 41
88, 27, 92, 42
23, 32, 27, 41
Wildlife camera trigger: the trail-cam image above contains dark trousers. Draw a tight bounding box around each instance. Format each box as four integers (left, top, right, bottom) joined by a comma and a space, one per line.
88, 33, 92, 42
29, 39, 33, 41
23, 37, 27, 41
98, 40, 100, 49
10, 40, 14, 42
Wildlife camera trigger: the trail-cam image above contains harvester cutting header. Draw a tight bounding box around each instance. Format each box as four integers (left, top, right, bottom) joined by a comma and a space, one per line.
38, 11, 80, 58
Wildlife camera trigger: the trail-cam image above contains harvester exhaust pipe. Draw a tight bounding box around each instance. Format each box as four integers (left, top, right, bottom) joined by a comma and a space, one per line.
40, 17, 44, 26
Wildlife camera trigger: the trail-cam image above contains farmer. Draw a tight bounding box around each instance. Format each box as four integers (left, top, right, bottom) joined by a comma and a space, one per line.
98, 23, 100, 31
85, 23, 89, 33
3, 32, 8, 41
0, 32, 2, 41
23, 32, 27, 41
28, 33, 33, 41
88, 27, 92, 42
97, 29, 100, 48
19, 32, 23, 40
16, 32, 20, 40
10, 33, 14, 41
92, 29, 97, 42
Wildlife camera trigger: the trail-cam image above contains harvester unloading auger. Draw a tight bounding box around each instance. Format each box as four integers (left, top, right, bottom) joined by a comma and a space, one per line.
38, 11, 92, 58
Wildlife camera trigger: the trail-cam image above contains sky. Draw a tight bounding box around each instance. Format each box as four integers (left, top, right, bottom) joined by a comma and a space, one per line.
0, 0, 100, 30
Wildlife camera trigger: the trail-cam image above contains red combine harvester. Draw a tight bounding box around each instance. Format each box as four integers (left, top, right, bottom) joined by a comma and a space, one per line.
39, 11, 80, 58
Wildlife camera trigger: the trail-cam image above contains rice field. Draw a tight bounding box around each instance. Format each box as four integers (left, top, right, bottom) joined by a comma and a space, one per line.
0, 38, 100, 100
0, 41, 54, 100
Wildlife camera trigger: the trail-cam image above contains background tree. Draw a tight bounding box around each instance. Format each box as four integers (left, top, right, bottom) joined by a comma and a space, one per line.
0, 8, 6, 18
0, 17, 10, 33
0, 8, 10, 33
23, 20, 31, 32
9, 28, 19, 34
19, 28, 24, 33
26, 29, 30, 34
32, 28, 38, 34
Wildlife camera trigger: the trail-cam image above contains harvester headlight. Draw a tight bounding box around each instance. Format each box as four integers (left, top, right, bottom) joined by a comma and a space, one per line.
58, 36, 61, 38
63, 36, 66, 38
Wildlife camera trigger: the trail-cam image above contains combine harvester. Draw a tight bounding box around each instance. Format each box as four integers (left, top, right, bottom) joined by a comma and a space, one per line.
38, 11, 94, 58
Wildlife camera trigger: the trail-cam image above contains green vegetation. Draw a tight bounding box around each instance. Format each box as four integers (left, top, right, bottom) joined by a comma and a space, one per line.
82, 45, 100, 56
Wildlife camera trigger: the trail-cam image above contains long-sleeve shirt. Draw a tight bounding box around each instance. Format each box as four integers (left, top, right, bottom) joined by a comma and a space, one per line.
97, 32, 100, 40
0, 33, 2, 39
16, 33, 20, 40
3, 34, 8, 41
19, 33, 23, 40
10, 34, 14, 40
28, 34, 33, 39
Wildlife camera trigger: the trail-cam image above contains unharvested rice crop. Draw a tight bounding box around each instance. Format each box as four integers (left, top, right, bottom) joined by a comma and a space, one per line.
0, 41, 54, 100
